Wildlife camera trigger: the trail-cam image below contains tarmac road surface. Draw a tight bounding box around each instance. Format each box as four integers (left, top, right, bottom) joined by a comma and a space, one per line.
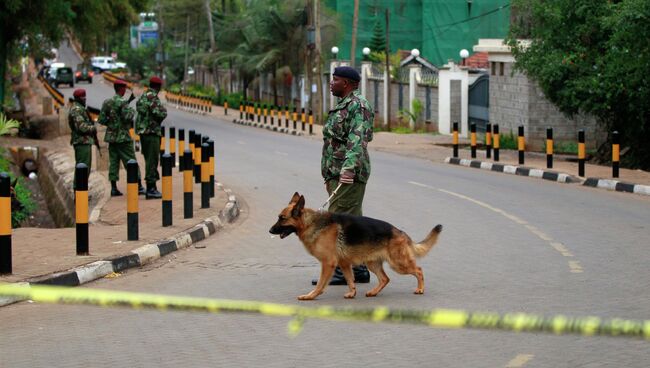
1, 43, 649, 367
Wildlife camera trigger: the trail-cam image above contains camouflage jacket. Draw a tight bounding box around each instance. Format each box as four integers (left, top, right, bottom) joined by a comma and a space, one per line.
135, 89, 167, 136
321, 90, 374, 183
97, 94, 135, 143
68, 101, 96, 146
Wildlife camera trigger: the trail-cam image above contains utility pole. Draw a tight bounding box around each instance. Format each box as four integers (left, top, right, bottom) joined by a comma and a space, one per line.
204, 0, 220, 95
182, 14, 190, 92
306, 0, 314, 116
350, 0, 359, 66
314, 0, 323, 125
156, 0, 165, 78
385, 8, 391, 130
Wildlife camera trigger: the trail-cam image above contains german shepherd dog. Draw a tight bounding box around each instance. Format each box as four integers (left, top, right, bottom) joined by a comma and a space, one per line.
269, 192, 443, 300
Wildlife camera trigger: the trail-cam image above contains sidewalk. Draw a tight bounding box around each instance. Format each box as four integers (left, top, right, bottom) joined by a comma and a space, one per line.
0, 135, 239, 291
221, 105, 650, 190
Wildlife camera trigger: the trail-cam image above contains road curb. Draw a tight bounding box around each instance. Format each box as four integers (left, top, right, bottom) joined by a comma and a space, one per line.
445, 157, 580, 183
0, 182, 240, 307
232, 118, 308, 136
582, 178, 650, 196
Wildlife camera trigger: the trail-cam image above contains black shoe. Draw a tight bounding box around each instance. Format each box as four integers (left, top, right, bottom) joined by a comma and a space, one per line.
145, 187, 162, 199
111, 188, 123, 197
138, 184, 146, 195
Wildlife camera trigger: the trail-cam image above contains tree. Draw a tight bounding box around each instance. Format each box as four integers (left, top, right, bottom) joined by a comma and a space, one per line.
368, 19, 386, 54
508, 0, 650, 169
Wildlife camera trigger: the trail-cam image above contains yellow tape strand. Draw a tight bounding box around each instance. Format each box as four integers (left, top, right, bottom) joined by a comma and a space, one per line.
0, 283, 648, 340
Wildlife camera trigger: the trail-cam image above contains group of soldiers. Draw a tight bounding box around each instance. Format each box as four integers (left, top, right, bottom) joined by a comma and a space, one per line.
67, 76, 168, 199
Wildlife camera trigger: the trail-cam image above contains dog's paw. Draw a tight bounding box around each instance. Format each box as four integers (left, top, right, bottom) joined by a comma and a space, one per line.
298, 294, 316, 300
365, 291, 378, 297
413, 288, 424, 295
344, 291, 356, 299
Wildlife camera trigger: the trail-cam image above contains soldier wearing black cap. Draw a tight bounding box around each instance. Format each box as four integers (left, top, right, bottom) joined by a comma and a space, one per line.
311, 66, 375, 286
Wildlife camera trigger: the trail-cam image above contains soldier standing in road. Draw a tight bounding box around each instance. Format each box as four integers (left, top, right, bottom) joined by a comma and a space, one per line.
311, 66, 374, 286
135, 76, 167, 199
98, 79, 145, 197
68, 88, 96, 189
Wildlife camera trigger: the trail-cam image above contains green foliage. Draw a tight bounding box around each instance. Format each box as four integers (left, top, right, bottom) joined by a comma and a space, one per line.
0, 148, 35, 228
508, 0, 650, 169
0, 113, 21, 136
497, 131, 518, 150
368, 19, 386, 54
368, 51, 403, 79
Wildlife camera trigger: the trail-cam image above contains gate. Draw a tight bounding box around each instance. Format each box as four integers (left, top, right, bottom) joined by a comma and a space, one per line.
468, 73, 489, 133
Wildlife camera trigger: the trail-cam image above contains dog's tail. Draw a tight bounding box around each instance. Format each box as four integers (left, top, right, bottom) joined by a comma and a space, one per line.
412, 224, 443, 258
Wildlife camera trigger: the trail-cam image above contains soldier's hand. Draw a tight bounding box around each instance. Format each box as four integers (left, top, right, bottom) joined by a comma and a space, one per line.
339, 170, 355, 185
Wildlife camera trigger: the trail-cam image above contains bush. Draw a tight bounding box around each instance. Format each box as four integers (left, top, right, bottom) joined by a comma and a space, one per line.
0, 147, 35, 227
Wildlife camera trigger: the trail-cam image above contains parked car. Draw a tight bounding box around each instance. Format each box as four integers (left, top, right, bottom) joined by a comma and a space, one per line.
50, 67, 74, 88
90, 56, 117, 72
75, 63, 93, 84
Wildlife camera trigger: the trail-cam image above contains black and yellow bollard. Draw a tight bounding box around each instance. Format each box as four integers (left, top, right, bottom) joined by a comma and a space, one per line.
0, 173, 12, 274
263, 104, 268, 125
256, 103, 261, 124
271, 105, 275, 126
470, 123, 477, 159
309, 109, 314, 135
194, 133, 202, 184
208, 140, 215, 198
452, 122, 459, 158
301, 107, 306, 131
518, 125, 525, 165
612, 131, 620, 178
201, 142, 210, 209
169, 127, 176, 168
127, 159, 139, 241
493, 124, 500, 162
239, 101, 243, 120
161, 154, 172, 227
178, 128, 185, 172
485, 123, 492, 159
292, 106, 297, 130
546, 127, 553, 169
75, 163, 89, 255
224, 101, 228, 116
160, 125, 166, 159
284, 105, 289, 128
188, 129, 196, 172
578, 130, 585, 177
183, 149, 193, 219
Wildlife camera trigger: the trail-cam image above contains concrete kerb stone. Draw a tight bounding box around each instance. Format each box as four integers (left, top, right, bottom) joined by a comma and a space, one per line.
583, 177, 650, 196
231, 118, 306, 137
0, 182, 240, 307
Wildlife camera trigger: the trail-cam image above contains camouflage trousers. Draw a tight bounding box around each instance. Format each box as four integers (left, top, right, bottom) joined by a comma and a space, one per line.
326, 179, 367, 216
140, 134, 160, 186
108, 141, 141, 182
73, 144, 91, 190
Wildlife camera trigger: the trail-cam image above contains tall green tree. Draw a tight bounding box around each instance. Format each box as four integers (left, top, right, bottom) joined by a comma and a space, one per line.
508, 0, 650, 169
368, 19, 386, 54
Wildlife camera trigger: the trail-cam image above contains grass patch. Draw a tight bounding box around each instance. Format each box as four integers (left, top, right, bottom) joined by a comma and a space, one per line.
0, 147, 36, 227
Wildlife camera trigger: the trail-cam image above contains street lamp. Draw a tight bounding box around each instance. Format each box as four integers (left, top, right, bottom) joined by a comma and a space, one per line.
460, 49, 469, 66
362, 47, 371, 62
331, 46, 339, 60
411, 48, 420, 58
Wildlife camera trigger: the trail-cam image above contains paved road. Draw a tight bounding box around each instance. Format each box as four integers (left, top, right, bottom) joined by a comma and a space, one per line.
2, 44, 649, 367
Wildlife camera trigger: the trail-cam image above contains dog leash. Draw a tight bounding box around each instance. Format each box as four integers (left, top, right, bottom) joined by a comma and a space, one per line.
318, 183, 342, 212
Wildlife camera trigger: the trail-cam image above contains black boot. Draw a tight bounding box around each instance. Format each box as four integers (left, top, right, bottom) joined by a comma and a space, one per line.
311, 265, 370, 285
110, 181, 123, 197
145, 183, 162, 199
138, 180, 146, 195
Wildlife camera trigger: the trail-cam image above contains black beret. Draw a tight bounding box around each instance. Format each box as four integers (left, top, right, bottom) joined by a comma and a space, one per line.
333, 66, 361, 82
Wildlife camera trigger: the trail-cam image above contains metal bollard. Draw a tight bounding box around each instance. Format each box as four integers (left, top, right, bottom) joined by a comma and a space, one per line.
224, 101, 228, 116
208, 140, 215, 198
292, 106, 297, 130
178, 128, 185, 172
452, 122, 459, 158
518, 125, 525, 165
301, 107, 306, 131
284, 105, 289, 128
263, 104, 268, 125
75, 163, 89, 255
612, 131, 620, 178
578, 130, 585, 177
160, 125, 166, 159
201, 143, 210, 209
169, 127, 176, 168
493, 124, 500, 162
546, 127, 553, 169
127, 159, 139, 241
256, 103, 261, 123
271, 106, 275, 126
470, 123, 477, 159
485, 123, 492, 159
194, 133, 202, 183
162, 154, 173, 227
183, 149, 193, 219
309, 109, 314, 135
239, 102, 243, 120
0, 173, 12, 274
188, 129, 196, 170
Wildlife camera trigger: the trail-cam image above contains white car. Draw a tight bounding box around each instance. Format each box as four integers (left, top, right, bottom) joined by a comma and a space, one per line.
91, 56, 117, 71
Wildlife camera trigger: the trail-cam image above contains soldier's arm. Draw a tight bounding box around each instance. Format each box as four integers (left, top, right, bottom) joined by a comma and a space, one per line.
75, 111, 96, 134
150, 96, 167, 123
97, 102, 109, 126
341, 102, 368, 178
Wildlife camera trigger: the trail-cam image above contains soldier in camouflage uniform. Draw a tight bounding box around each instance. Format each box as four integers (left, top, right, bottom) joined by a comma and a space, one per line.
312, 66, 374, 286
68, 89, 96, 189
98, 79, 144, 197
135, 76, 167, 199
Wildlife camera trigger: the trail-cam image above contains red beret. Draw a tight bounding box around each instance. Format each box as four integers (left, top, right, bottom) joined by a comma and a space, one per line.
73, 89, 86, 98
114, 79, 127, 87
150, 76, 163, 85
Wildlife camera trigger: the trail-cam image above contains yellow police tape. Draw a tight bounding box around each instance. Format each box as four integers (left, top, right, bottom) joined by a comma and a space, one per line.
1, 283, 649, 340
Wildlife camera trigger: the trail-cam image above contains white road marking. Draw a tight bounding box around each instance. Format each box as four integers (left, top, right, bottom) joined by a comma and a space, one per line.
408, 181, 584, 273
506, 354, 534, 367
275, 151, 288, 156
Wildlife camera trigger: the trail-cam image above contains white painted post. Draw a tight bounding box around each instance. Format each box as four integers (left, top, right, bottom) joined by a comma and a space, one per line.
361, 61, 371, 98
408, 64, 422, 130
383, 70, 389, 127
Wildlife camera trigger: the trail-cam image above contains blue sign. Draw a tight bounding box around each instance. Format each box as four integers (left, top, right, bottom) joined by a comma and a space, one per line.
140, 31, 158, 45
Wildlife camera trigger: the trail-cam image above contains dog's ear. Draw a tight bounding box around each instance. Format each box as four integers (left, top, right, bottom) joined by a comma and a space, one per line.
290, 192, 300, 203
292, 195, 305, 217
